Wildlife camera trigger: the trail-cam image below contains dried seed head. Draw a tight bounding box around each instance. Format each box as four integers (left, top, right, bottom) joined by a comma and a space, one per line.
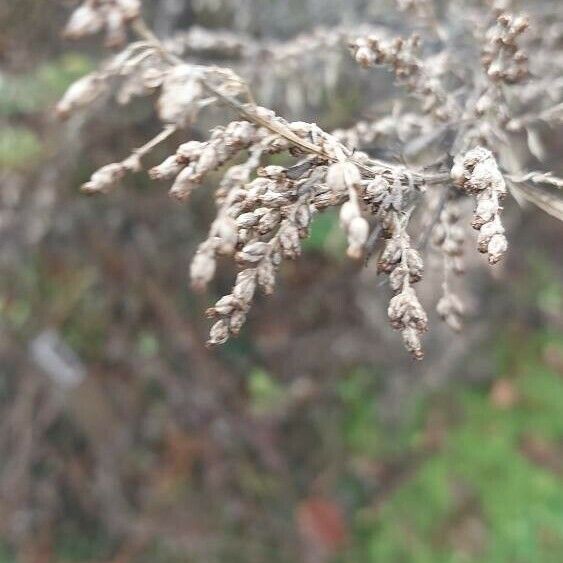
190, 248, 217, 291
388, 286, 428, 333
454, 147, 508, 264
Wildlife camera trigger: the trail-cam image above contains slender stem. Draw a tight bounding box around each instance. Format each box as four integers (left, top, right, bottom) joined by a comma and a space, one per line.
132, 124, 178, 160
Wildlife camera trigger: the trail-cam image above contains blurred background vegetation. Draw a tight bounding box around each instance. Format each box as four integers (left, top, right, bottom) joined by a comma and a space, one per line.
0, 1, 562, 562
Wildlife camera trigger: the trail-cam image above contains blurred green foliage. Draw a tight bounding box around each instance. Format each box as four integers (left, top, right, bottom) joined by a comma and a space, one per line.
342, 332, 563, 563
303, 209, 346, 257
0, 126, 42, 171
0, 54, 94, 172
2, 230, 561, 562
0, 54, 94, 117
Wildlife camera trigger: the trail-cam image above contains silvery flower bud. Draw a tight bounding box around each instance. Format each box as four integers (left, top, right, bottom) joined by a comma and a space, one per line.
473, 195, 498, 229
365, 176, 389, 202
237, 241, 269, 264
57, 73, 106, 119
326, 161, 362, 192
157, 65, 203, 126
196, 145, 219, 173
212, 217, 238, 255
477, 220, 503, 252
210, 295, 239, 316
378, 239, 402, 273
450, 161, 466, 187
468, 162, 496, 191
176, 141, 203, 162
258, 165, 286, 180
190, 250, 216, 291
229, 311, 247, 335
355, 46, 376, 67
389, 266, 409, 292
339, 200, 359, 228
437, 294, 464, 332
407, 248, 424, 281
487, 233, 508, 264
64, 4, 104, 39
236, 212, 260, 229
104, 7, 127, 48
257, 261, 276, 295
280, 225, 301, 258
257, 210, 282, 234
169, 167, 197, 201
81, 163, 125, 194
295, 205, 312, 230
207, 319, 230, 346
116, 0, 142, 20
233, 270, 257, 302
388, 287, 428, 332
401, 328, 424, 360
149, 155, 184, 180
347, 217, 369, 259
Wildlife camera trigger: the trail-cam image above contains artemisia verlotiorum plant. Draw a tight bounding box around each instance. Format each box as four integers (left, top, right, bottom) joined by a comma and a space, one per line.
57, 0, 563, 358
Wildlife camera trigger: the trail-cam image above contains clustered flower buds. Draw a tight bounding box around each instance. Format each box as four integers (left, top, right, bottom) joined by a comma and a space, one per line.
432, 202, 466, 332
56, 72, 108, 119
64, 0, 141, 48
482, 12, 529, 84
156, 65, 205, 126
57, 0, 563, 359
204, 169, 319, 347
436, 292, 465, 333
451, 147, 508, 265
378, 212, 427, 359
350, 34, 457, 121
388, 286, 428, 360
432, 203, 465, 277
328, 162, 370, 259
151, 121, 263, 201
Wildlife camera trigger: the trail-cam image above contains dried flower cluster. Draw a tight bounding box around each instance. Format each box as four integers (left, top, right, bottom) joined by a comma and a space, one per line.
350, 34, 457, 121
452, 147, 508, 265
482, 12, 529, 85
57, 1, 563, 358
64, 0, 141, 47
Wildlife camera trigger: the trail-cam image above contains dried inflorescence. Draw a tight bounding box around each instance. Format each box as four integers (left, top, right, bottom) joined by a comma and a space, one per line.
482, 12, 529, 84
64, 0, 141, 48
57, 1, 563, 359
432, 202, 466, 332
451, 147, 508, 265
350, 34, 457, 121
